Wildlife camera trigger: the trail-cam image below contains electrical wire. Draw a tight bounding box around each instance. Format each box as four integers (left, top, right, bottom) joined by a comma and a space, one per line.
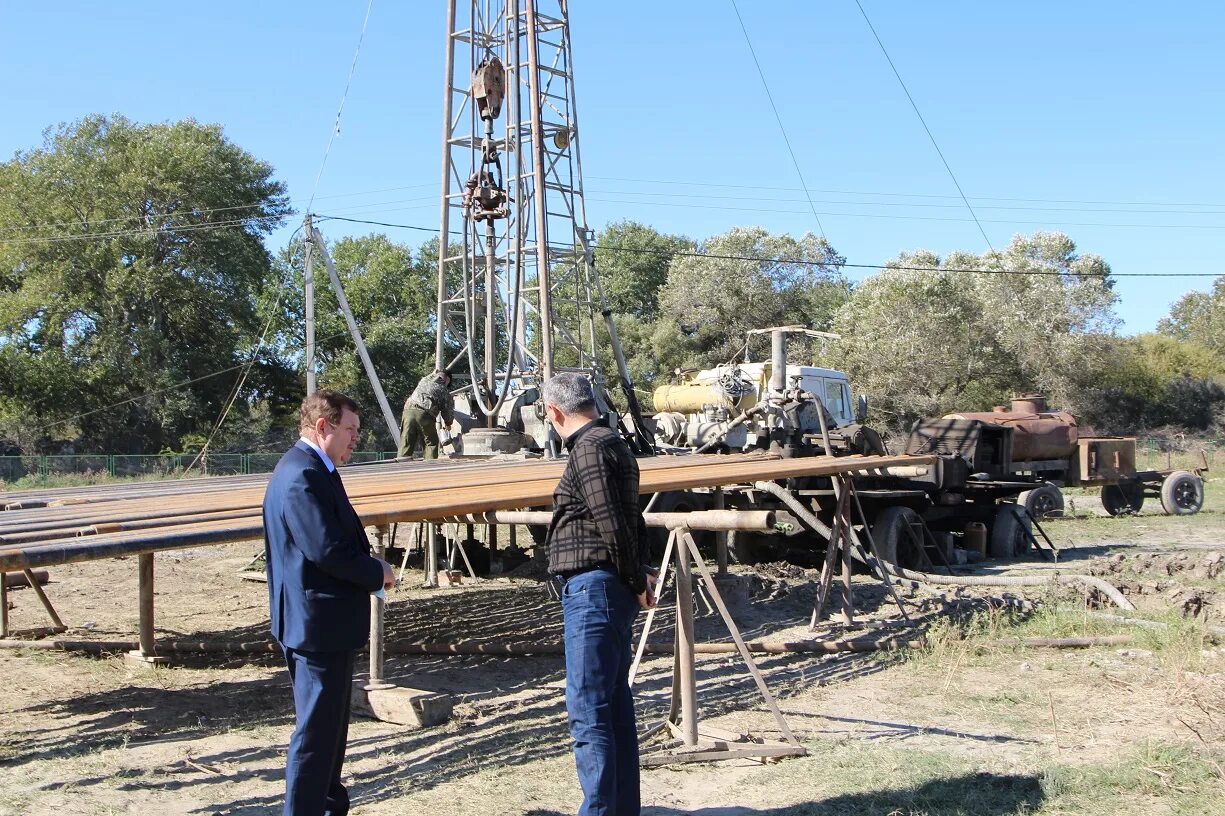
853, 0, 997, 258
0, 183, 436, 238
35, 326, 358, 437
309, 214, 1222, 278
0, 213, 287, 246
728, 0, 826, 239
306, 0, 376, 213
583, 195, 1225, 230
587, 174, 1225, 209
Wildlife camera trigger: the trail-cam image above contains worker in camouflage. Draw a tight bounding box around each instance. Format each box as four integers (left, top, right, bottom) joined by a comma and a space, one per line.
397, 369, 454, 460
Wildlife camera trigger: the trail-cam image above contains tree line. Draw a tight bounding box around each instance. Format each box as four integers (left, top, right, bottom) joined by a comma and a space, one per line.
2, 115, 1222, 456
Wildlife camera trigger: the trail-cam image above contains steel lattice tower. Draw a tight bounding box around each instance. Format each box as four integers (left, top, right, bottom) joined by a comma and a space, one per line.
435, 0, 650, 450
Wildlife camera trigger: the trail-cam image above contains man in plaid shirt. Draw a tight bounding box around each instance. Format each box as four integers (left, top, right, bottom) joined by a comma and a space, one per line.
543, 372, 656, 816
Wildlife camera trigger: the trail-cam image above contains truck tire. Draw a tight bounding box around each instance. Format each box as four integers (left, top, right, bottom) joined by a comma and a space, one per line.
869, 506, 926, 571
1159, 471, 1204, 516
988, 505, 1032, 559
1101, 482, 1144, 516
1017, 482, 1064, 519
728, 530, 780, 565
648, 491, 710, 557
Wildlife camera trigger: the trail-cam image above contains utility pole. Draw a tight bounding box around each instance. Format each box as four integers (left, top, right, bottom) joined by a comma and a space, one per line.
436, 0, 654, 453
305, 221, 402, 445
303, 215, 317, 396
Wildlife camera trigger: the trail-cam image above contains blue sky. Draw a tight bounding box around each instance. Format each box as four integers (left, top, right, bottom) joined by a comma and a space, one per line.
2, 1, 1223, 333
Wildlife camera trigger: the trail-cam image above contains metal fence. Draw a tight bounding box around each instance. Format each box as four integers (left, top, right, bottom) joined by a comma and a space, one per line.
0, 438, 1216, 484
0, 452, 401, 482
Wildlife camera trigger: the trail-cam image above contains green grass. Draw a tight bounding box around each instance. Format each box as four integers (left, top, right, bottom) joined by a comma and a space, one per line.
733, 739, 1224, 815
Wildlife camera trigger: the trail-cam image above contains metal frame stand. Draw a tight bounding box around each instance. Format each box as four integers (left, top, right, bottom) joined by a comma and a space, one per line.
810, 476, 912, 629
632, 526, 806, 766
352, 524, 454, 728
124, 552, 168, 668
1, 569, 66, 638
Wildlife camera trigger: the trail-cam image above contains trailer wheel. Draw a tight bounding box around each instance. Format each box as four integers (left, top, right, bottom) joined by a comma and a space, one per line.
1017, 482, 1064, 519
870, 506, 927, 571
1160, 471, 1204, 516
989, 505, 1032, 559
1101, 481, 1144, 516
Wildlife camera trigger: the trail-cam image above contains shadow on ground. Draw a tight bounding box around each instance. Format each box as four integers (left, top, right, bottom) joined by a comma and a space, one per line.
5, 580, 921, 815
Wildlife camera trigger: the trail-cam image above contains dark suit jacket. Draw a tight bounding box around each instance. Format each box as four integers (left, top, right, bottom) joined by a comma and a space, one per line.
263, 441, 384, 652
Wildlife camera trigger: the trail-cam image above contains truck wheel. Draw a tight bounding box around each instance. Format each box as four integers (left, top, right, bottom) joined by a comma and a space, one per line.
989, 505, 1032, 559
1017, 482, 1064, 519
728, 531, 779, 565
1160, 471, 1204, 516
869, 506, 926, 572
1101, 482, 1144, 516
648, 491, 710, 557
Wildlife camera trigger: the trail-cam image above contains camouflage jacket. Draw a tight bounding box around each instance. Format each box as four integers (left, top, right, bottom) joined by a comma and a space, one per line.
406, 375, 454, 425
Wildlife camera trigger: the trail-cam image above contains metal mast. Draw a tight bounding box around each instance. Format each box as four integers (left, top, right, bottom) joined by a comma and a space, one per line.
436, 0, 652, 451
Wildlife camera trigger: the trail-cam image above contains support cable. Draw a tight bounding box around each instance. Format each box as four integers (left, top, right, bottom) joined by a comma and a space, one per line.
728, 0, 826, 239
852, 0, 997, 259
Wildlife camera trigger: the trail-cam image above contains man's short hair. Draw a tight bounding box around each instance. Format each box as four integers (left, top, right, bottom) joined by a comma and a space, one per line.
542, 373, 596, 415
299, 390, 360, 433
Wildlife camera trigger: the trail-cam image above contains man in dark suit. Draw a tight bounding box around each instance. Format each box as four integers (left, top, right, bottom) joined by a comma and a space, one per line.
263, 390, 394, 816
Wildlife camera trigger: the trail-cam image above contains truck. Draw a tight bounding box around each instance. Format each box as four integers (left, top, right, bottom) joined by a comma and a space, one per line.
642, 327, 1207, 570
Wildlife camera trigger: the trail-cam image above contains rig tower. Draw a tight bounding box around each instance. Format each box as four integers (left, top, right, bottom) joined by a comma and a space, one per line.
436, 0, 651, 453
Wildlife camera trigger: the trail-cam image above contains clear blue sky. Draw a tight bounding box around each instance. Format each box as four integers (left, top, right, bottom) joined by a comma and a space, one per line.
3, 1, 1223, 333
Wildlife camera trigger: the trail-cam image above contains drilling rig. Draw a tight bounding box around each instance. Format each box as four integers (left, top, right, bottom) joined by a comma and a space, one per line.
435, 0, 652, 456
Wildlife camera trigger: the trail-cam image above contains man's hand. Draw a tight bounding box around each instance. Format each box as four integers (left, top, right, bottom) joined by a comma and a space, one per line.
378, 559, 396, 591
636, 588, 657, 610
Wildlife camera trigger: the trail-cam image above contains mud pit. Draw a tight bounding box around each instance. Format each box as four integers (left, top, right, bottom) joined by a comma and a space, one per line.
1, 496, 1223, 815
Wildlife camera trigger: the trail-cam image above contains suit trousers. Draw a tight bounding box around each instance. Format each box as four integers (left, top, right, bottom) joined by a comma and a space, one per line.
562, 567, 641, 816
283, 645, 357, 816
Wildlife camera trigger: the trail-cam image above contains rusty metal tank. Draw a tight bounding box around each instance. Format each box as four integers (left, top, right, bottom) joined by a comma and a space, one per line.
946, 395, 1078, 461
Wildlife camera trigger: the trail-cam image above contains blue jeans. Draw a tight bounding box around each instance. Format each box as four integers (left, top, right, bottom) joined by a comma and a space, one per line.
562, 567, 641, 816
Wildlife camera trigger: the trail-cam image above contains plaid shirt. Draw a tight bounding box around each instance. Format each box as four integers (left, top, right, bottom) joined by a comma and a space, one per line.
546, 420, 651, 594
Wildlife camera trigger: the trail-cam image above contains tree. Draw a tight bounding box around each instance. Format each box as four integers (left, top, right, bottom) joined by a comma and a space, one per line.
593, 221, 694, 320
268, 232, 437, 450
827, 232, 1119, 428
1159, 277, 1225, 354
1076, 333, 1225, 433
652, 227, 848, 377
0, 114, 292, 453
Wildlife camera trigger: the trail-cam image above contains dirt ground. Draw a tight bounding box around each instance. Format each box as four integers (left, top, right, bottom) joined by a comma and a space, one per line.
2, 489, 1224, 815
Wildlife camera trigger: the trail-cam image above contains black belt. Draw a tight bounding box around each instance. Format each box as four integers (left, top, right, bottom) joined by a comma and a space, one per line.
555, 561, 614, 581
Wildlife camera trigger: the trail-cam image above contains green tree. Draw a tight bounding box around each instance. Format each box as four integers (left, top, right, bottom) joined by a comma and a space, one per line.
593, 221, 694, 319
1158, 277, 1225, 354
0, 114, 292, 453
269, 232, 437, 449
652, 227, 849, 377
828, 232, 1118, 428
1077, 333, 1225, 433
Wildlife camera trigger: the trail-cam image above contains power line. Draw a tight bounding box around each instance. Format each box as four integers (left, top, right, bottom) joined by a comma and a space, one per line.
853, 0, 997, 258
306, 0, 376, 213
36, 327, 358, 435
728, 0, 826, 239
587, 175, 1225, 209
313, 214, 1221, 278
585, 195, 1225, 230
0, 183, 437, 237
0, 212, 287, 246
585, 188, 1225, 216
